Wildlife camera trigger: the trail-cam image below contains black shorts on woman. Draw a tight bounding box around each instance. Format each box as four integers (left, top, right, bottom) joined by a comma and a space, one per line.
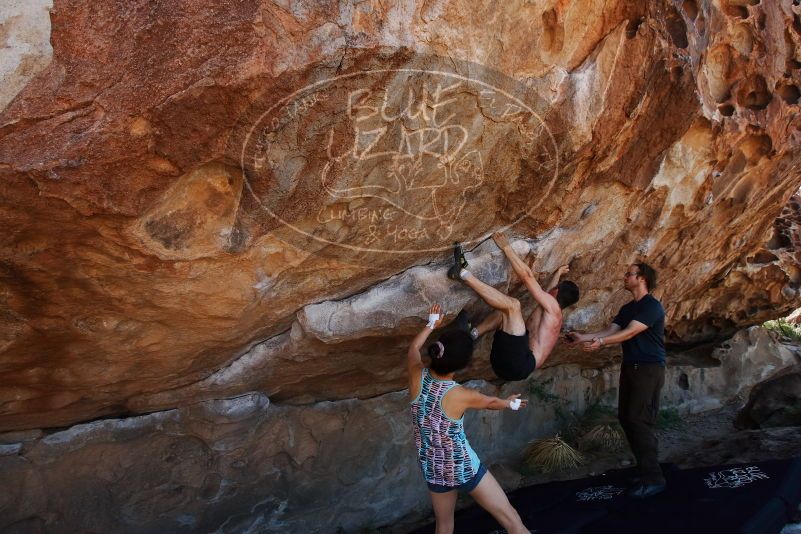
489, 329, 537, 381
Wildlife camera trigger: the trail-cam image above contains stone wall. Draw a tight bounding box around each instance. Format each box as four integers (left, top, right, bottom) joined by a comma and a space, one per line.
1, 327, 797, 533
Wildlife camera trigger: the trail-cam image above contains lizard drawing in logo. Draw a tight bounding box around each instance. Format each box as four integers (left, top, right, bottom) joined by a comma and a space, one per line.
320, 83, 485, 240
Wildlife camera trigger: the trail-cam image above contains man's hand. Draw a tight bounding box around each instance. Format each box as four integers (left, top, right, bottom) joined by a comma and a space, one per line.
564, 331, 586, 345
582, 338, 602, 352
492, 231, 511, 250
546, 264, 570, 292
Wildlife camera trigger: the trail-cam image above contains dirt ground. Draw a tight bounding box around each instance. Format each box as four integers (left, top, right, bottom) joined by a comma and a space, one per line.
503, 398, 801, 481
659, 400, 801, 467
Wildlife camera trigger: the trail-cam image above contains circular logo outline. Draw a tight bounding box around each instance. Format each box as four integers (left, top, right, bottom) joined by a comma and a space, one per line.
238, 67, 561, 255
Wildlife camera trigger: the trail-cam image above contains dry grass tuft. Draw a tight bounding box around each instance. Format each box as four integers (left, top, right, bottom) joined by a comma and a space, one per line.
524, 434, 584, 472
581, 423, 625, 451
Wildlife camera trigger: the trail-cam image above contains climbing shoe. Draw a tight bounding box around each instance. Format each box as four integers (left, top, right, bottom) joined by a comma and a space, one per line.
447, 242, 469, 281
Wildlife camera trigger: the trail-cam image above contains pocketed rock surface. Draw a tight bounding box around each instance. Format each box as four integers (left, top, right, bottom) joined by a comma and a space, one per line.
2, 1, 801, 531
2, 0, 801, 431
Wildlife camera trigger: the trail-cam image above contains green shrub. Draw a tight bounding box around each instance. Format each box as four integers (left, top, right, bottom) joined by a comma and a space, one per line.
656, 407, 683, 429
762, 318, 801, 341
554, 402, 619, 446
527, 377, 562, 404
577, 402, 618, 428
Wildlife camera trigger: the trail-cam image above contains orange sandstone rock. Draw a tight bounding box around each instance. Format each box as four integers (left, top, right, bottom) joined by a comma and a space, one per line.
1, 0, 801, 431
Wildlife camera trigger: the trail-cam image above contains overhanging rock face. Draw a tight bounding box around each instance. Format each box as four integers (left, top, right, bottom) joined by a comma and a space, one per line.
2, 1, 801, 430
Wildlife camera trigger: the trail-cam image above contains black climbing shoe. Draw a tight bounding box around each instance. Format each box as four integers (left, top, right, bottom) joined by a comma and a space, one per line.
447, 242, 469, 281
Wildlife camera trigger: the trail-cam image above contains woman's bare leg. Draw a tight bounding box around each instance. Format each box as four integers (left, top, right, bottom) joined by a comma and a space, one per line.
469, 472, 529, 534
429, 490, 458, 534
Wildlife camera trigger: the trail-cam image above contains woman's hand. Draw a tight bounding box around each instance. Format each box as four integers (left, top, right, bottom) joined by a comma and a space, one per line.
409, 304, 445, 371
426, 303, 446, 329
505, 394, 528, 410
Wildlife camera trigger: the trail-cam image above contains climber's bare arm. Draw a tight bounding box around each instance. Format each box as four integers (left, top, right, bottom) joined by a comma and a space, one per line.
547, 265, 570, 291
493, 232, 560, 315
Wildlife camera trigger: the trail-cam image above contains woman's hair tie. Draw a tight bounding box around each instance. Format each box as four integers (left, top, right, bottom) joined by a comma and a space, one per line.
433, 341, 445, 359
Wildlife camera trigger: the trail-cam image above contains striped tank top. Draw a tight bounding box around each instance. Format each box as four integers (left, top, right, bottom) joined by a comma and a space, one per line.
410, 368, 481, 486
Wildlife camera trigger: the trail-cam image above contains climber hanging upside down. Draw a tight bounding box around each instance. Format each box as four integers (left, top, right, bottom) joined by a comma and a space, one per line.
449, 232, 580, 381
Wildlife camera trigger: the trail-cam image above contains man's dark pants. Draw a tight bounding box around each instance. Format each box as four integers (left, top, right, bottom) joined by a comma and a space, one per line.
618, 362, 666, 485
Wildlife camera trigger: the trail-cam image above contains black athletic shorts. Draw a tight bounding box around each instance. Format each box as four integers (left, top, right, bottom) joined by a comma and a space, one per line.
490, 329, 537, 381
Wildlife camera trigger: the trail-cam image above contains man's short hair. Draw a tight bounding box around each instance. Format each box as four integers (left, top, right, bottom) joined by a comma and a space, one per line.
556, 280, 579, 309
635, 263, 657, 291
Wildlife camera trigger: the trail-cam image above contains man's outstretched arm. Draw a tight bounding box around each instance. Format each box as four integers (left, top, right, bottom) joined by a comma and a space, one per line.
493, 232, 559, 314
582, 321, 647, 351
566, 324, 622, 344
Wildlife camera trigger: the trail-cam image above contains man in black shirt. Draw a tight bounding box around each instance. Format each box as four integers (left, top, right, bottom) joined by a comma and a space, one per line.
567, 263, 667, 499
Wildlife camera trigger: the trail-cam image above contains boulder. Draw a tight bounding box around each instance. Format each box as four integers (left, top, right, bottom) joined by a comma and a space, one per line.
1, 0, 801, 431
736, 368, 801, 429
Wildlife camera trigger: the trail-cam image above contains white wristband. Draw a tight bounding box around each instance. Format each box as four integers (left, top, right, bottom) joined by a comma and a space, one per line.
509, 399, 521, 410
426, 313, 441, 329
